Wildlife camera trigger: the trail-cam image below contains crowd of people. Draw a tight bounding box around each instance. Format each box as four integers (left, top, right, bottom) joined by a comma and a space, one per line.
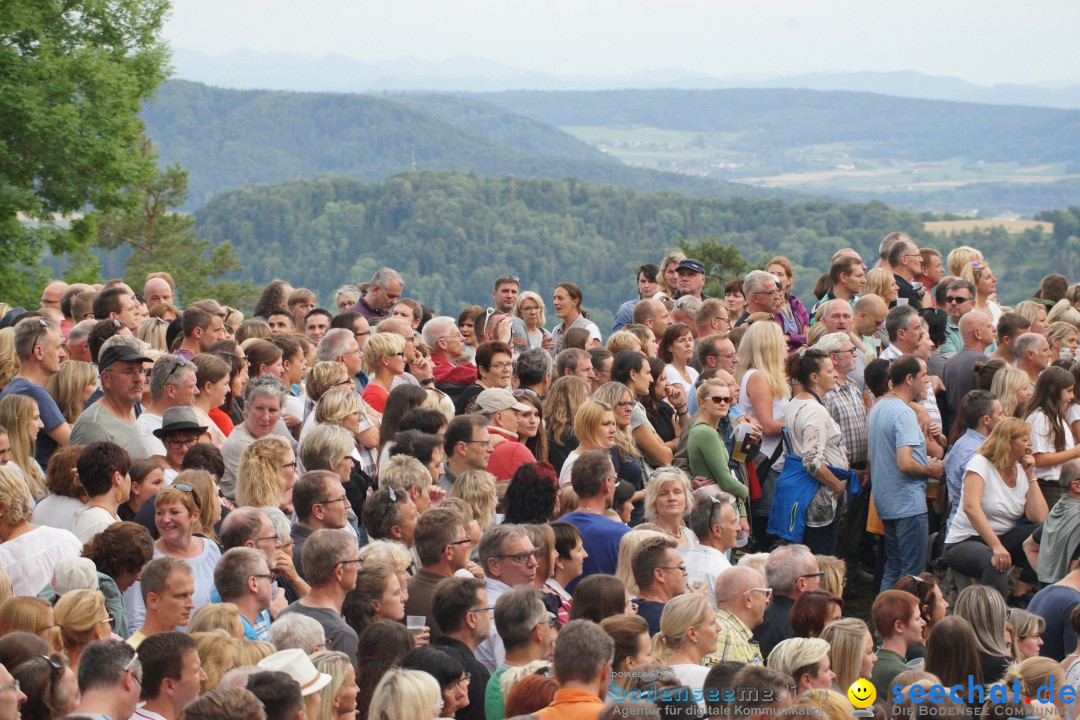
0, 235, 1079, 719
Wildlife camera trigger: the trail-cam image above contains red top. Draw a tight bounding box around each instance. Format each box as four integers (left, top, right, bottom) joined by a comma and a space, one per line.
485, 428, 536, 481
362, 383, 389, 413
431, 353, 478, 385
209, 407, 234, 437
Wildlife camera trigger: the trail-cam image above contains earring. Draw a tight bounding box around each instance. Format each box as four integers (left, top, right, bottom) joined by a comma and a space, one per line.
116, 488, 124, 504
556, 562, 565, 570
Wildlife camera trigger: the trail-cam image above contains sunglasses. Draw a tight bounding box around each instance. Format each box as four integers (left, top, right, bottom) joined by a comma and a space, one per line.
707, 395, 732, 404
945, 296, 973, 304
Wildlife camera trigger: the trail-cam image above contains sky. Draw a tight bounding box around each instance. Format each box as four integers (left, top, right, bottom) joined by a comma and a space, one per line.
163, 0, 1080, 85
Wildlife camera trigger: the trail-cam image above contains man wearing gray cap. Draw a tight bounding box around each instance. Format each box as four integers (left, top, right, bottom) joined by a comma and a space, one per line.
475, 388, 536, 481
70, 344, 152, 459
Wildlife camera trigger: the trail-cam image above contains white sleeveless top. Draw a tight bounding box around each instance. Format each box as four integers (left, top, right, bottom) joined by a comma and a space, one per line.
739, 368, 790, 472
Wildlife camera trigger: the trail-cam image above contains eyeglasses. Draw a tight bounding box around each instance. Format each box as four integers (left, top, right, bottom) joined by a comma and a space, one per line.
614, 401, 635, 409
172, 484, 202, 512
463, 439, 494, 448
489, 362, 514, 371
707, 395, 731, 404
495, 549, 542, 564
316, 496, 348, 506
250, 573, 274, 581
108, 366, 145, 377
281, 461, 298, 469
31, 318, 48, 352
830, 347, 858, 356
520, 305, 541, 313
124, 653, 143, 686
0, 679, 19, 695
454, 673, 472, 690
333, 379, 354, 389
743, 587, 774, 601
164, 436, 199, 449
98, 614, 116, 630
753, 289, 781, 297
496, 275, 520, 285
163, 359, 184, 386
470, 605, 494, 615
945, 296, 973, 304
534, 612, 558, 630
257, 535, 284, 547
335, 558, 363, 569
393, 352, 406, 358
354, 329, 372, 338
447, 538, 472, 547
659, 565, 688, 573
801, 572, 825, 581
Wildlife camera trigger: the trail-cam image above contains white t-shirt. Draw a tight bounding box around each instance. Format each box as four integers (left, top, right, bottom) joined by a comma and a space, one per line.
559, 449, 581, 486
136, 411, 166, 457
682, 543, 731, 606
664, 364, 699, 415
945, 454, 1031, 544
71, 506, 119, 545
31, 494, 85, 532
0, 525, 82, 597
1027, 409, 1076, 482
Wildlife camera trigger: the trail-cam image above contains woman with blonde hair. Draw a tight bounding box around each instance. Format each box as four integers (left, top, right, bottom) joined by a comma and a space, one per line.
592, 381, 647, 520
187, 602, 244, 637
0, 328, 18, 392
687, 377, 749, 523
236, 435, 296, 513
177, 468, 222, 542
1004, 657, 1067, 713
542, 375, 590, 473
735, 320, 791, 537
658, 251, 687, 298
1007, 609, 1045, 660
651, 593, 716, 692
191, 353, 231, 446
961, 261, 1001, 324
368, 668, 443, 720
798, 689, 856, 720
359, 540, 414, 606
45, 360, 98, 425
232, 638, 275, 665
1015, 300, 1051, 336
53, 589, 111, 671
954, 584, 1013, 683
311, 650, 359, 720
137, 317, 170, 351
360, 332, 407, 413
191, 630, 237, 692
342, 563, 415, 643
643, 467, 697, 552
1046, 321, 1078, 363
0, 596, 61, 652
864, 267, 900, 305
0, 465, 81, 597
606, 331, 642, 354
767, 637, 836, 694
449, 469, 498, 530
513, 290, 552, 350
820, 617, 876, 693
944, 417, 1046, 602
557, 398, 617, 486
1047, 298, 1080, 328
816, 556, 847, 599
992, 365, 1034, 418
947, 245, 984, 278
0, 394, 46, 500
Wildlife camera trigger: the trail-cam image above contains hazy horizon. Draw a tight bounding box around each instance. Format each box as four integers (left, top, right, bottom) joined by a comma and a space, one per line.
163, 0, 1080, 87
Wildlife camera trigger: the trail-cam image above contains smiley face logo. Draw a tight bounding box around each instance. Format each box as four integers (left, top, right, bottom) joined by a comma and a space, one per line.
847, 679, 876, 709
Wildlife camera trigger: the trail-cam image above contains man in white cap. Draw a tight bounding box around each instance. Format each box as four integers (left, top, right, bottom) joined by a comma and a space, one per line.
256, 648, 331, 720
475, 387, 535, 481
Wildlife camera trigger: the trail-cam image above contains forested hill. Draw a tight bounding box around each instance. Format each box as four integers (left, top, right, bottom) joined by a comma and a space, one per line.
196, 171, 1040, 328
141, 80, 777, 209
476, 88, 1080, 166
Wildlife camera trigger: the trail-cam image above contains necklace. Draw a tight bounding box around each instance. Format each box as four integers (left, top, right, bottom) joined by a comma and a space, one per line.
659, 523, 683, 539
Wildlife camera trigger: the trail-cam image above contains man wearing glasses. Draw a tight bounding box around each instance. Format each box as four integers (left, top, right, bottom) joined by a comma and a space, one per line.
67, 640, 143, 720
289, 470, 352, 581
431, 577, 492, 720
735, 271, 785, 328
752, 544, 822, 660
704, 565, 769, 666
630, 535, 686, 636
424, 316, 478, 387
475, 525, 540, 672
887, 236, 932, 309
215, 548, 275, 641
939, 279, 977, 356
475, 388, 536, 481
139, 357, 200, 458
70, 342, 153, 460
405, 507, 473, 639
0, 316, 69, 467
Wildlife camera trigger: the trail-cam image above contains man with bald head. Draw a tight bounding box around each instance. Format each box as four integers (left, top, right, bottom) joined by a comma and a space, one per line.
853, 294, 888, 358
143, 277, 175, 308
942, 311, 994, 430
704, 565, 768, 665
632, 298, 672, 343
1015, 332, 1052, 386
40, 280, 68, 313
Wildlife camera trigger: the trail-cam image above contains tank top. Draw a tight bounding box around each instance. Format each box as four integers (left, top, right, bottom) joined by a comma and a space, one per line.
739, 368, 790, 472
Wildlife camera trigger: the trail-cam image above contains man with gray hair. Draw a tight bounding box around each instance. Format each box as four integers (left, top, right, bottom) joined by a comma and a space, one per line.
887, 236, 928, 308
514, 348, 553, 397
1026, 458, 1080, 585
278, 528, 361, 665
66, 318, 96, 363
315, 328, 363, 382
752, 544, 820, 660
426, 315, 478, 387
1015, 331, 1051, 386
684, 494, 738, 605
475, 524, 540, 672
486, 586, 555, 711
536, 620, 614, 720
69, 640, 143, 720
737, 271, 784, 326
137, 354, 199, 456
345, 266, 402, 321
879, 304, 922, 361
215, 547, 273, 641
705, 565, 768, 665
0, 316, 69, 466
70, 341, 153, 459
268, 612, 326, 654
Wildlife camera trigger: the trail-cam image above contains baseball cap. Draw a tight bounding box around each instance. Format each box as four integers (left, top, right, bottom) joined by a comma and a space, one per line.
676, 259, 706, 275
98, 344, 152, 372
475, 388, 531, 415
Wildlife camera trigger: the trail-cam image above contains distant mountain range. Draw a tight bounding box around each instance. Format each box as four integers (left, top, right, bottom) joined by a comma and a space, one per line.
172, 47, 1080, 109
